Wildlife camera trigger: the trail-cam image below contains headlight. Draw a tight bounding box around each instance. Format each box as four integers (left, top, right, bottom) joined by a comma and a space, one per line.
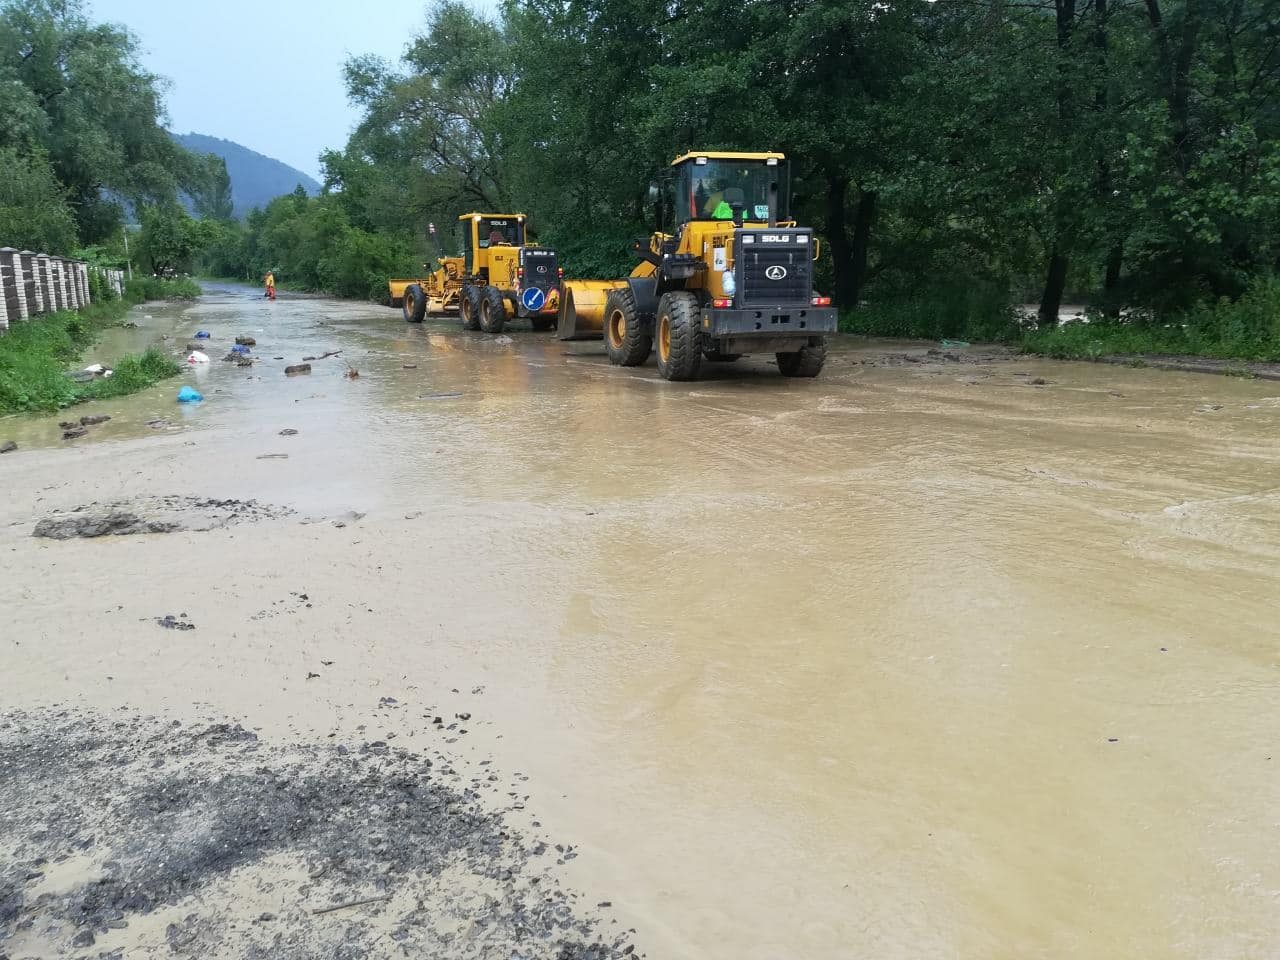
721, 270, 736, 296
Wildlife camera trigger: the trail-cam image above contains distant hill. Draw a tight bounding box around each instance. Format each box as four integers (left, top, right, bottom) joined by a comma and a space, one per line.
173, 133, 320, 219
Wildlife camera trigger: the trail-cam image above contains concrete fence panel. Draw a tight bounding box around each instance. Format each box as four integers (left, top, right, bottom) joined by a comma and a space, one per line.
0, 249, 20, 325
19, 252, 38, 319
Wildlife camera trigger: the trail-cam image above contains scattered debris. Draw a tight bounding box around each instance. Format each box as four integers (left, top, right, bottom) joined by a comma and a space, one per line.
146, 418, 172, 430
80, 414, 112, 426
235, 335, 257, 346
155, 614, 196, 631
403, 363, 418, 369
419, 392, 464, 400
1029, 377, 1048, 386
345, 366, 359, 380
62, 427, 88, 440
0, 440, 16, 454
285, 364, 312, 376
177, 386, 203, 403
256, 454, 289, 460
279, 428, 299, 436
32, 497, 291, 540
186, 350, 210, 364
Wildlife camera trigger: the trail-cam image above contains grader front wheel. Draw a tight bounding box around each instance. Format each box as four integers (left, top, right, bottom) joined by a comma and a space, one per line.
402, 284, 426, 323
460, 285, 482, 331
654, 292, 702, 381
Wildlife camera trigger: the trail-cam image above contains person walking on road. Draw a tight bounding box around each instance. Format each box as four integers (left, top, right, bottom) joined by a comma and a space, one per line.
264, 270, 277, 301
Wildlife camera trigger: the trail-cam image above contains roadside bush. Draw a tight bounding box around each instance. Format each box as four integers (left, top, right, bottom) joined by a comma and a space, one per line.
80, 347, 180, 400
125, 277, 202, 303
841, 281, 1021, 342
1025, 276, 1280, 362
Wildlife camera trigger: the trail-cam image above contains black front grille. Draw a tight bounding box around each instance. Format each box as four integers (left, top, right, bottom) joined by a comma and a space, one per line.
522, 249, 559, 293
735, 230, 812, 305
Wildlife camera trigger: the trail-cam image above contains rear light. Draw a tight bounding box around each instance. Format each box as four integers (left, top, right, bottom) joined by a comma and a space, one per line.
557, 267, 564, 278
811, 296, 832, 306
711, 298, 733, 308
517, 267, 524, 279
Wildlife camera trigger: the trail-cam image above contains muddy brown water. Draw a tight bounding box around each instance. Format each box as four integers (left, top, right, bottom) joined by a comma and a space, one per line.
2, 283, 1279, 959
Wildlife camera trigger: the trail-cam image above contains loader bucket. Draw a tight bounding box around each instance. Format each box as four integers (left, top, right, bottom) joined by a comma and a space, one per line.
557, 280, 626, 340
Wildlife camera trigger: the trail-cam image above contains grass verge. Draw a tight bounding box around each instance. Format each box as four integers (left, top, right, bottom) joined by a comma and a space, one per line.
0, 299, 181, 415
844, 276, 1280, 364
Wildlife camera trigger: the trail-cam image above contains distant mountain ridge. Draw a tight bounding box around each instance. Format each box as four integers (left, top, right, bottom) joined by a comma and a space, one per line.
173, 133, 320, 219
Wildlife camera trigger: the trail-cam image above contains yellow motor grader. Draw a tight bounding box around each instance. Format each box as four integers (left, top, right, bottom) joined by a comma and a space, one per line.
557, 151, 836, 380
389, 213, 561, 334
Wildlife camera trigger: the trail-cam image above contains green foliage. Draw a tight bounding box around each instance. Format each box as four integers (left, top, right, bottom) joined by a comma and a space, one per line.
1025, 277, 1280, 362
840, 283, 1021, 343
0, 147, 77, 252
0, 299, 177, 413
125, 276, 202, 303
309, 0, 1279, 357
79, 347, 180, 401
0, 0, 223, 246
137, 205, 201, 276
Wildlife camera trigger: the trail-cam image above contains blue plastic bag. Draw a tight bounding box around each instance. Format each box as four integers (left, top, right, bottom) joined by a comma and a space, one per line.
176, 386, 203, 403
230, 343, 250, 355
194, 330, 211, 339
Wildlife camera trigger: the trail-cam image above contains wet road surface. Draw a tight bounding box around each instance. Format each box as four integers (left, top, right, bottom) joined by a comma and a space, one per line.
2, 283, 1279, 959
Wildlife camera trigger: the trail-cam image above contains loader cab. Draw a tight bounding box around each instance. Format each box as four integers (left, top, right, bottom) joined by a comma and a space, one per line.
657, 152, 791, 233
460, 213, 527, 276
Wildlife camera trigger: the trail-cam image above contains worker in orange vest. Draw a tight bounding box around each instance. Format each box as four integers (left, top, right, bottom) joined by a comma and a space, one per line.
264, 271, 277, 301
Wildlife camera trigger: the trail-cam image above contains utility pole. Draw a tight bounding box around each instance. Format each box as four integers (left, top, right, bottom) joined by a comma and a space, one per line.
123, 228, 133, 280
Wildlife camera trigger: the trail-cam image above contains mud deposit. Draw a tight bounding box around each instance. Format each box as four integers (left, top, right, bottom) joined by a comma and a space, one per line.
4, 284, 1280, 960
0, 710, 633, 960
32, 498, 290, 540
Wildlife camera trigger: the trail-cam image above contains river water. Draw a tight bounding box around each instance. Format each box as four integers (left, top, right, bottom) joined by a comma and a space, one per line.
2, 283, 1278, 959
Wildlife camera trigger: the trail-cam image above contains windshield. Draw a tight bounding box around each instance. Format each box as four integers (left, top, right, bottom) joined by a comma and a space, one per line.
478, 217, 524, 248
673, 159, 790, 226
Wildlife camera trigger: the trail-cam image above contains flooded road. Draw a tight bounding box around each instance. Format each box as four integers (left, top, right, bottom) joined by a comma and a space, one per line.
2, 284, 1279, 959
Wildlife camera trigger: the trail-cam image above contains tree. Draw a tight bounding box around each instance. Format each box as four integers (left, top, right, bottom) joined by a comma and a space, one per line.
0, 0, 216, 241
0, 147, 77, 251
138, 204, 199, 276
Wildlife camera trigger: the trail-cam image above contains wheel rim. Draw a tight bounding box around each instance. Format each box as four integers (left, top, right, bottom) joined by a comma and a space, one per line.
462, 297, 471, 322
481, 300, 490, 324
607, 309, 625, 348
658, 315, 671, 362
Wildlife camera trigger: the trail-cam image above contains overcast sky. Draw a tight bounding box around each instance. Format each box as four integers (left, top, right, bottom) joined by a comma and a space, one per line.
88, 0, 495, 181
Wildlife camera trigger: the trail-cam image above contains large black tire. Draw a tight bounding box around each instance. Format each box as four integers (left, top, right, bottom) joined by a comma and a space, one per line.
479, 286, 507, 334
403, 284, 426, 323
460, 285, 482, 330
654, 291, 702, 381
603, 287, 653, 367
777, 339, 828, 377
530, 316, 556, 332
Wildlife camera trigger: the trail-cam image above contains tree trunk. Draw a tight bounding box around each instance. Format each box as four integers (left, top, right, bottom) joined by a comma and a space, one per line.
824, 174, 855, 307
848, 188, 877, 306
1104, 243, 1124, 292
1038, 248, 1069, 327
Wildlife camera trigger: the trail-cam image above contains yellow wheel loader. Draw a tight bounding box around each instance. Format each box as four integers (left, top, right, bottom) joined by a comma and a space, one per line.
557, 152, 836, 380
389, 213, 562, 334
